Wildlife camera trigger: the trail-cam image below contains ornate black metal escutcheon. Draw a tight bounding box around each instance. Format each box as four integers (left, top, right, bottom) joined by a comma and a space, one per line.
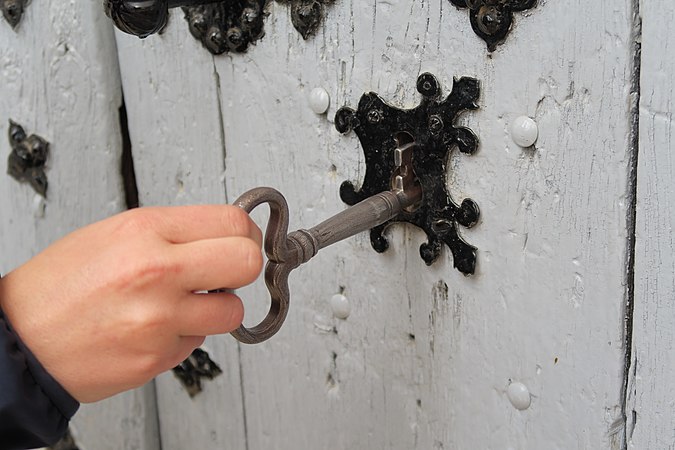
450, 0, 536, 52
334, 73, 480, 274
105, 0, 333, 55
1, 0, 25, 28
7, 120, 49, 197
172, 348, 223, 397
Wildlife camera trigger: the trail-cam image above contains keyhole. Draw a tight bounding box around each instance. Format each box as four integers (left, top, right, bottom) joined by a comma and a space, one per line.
392, 131, 423, 212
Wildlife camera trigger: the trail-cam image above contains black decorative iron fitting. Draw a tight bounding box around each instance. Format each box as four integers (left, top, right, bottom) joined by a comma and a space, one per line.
172, 348, 222, 397
104, 0, 333, 55
182, 1, 266, 54
1, 0, 25, 29
334, 73, 480, 275
7, 120, 49, 197
450, 0, 536, 52
105, 0, 223, 38
276, 0, 333, 39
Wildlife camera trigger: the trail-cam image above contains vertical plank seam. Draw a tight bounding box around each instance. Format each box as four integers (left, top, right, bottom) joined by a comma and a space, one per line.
237, 344, 251, 450
114, 48, 163, 448
212, 59, 229, 202
211, 57, 250, 450
118, 96, 139, 209
107, 18, 163, 445
120, 88, 163, 450
152, 380, 164, 450
621, 1, 642, 448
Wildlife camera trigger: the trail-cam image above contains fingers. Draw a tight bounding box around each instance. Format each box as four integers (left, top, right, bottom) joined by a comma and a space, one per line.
121, 205, 263, 247
163, 336, 207, 372
176, 291, 245, 336
181, 335, 206, 349
170, 237, 263, 291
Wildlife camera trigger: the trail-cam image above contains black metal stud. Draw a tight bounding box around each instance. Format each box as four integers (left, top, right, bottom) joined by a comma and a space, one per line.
450, 0, 536, 52
172, 348, 222, 397
335, 73, 481, 275
7, 120, 49, 197
179, 0, 334, 53
105, 0, 333, 55
182, 1, 266, 54
276, 0, 333, 39
1, 0, 25, 29
105, 0, 216, 38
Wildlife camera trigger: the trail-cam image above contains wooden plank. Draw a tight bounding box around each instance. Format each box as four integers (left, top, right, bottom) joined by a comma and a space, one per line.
626, 0, 675, 447
74, 388, 159, 450
214, 1, 637, 449
0, 3, 158, 449
113, 15, 249, 449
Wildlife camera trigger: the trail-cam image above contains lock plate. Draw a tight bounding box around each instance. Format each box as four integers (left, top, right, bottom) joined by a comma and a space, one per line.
335, 73, 480, 275
450, 0, 537, 52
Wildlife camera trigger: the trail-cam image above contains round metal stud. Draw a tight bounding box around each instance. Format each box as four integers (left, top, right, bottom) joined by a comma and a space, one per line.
330, 293, 351, 319
510, 116, 539, 147
309, 87, 331, 115
507, 381, 531, 410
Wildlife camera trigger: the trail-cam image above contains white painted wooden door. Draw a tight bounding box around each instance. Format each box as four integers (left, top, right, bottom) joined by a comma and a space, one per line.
3, 0, 674, 449
111, 1, 644, 448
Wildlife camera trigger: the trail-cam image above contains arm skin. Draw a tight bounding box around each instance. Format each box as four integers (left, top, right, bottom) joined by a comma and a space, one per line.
0, 204, 263, 447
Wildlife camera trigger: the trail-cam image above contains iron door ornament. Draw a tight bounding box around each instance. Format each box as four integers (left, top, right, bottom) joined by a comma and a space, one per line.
450, 0, 537, 51
335, 72, 481, 274
7, 120, 49, 197
1, 0, 25, 28
104, 0, 334, 54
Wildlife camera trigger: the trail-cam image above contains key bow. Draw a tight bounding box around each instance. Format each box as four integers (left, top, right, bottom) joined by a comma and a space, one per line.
231, 187, 295, 344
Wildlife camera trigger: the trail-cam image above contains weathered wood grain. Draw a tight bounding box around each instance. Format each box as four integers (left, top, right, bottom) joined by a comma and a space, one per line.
0, 3, 158, 449
626, 0, 675, 448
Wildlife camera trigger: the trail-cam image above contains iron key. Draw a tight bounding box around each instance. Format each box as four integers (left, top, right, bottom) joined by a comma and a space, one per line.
231, 137, 421, 344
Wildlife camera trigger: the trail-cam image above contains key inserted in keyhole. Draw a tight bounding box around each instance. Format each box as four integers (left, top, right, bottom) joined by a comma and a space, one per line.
391, 132, 423, 213
230, 137, 423, 343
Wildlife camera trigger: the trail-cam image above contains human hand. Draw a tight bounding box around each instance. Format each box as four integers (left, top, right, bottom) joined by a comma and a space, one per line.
0, 205, 263, 403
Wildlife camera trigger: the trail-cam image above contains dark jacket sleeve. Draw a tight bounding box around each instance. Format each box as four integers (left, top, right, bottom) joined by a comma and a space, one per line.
0, 306, 79, 450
